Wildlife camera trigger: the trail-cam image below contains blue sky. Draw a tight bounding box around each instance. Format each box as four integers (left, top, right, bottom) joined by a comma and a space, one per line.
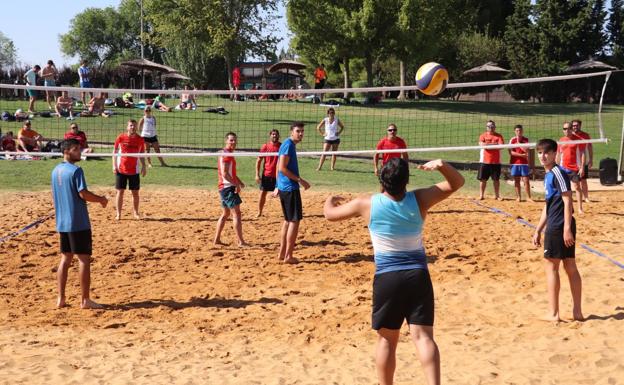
1, 0, 290, 67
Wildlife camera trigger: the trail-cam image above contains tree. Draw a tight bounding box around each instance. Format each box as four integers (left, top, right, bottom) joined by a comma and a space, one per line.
579, 0, 607, 59
608, 0, 624, 61
59, 2, 142, 69
148, 0, 280, 89
0, 31, 17, 69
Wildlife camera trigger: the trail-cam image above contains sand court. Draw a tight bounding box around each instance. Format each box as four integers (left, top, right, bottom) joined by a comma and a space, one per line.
0, 188, 623, 384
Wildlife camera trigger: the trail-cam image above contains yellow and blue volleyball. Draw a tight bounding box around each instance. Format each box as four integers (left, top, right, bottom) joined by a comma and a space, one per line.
415, 62, 449, 96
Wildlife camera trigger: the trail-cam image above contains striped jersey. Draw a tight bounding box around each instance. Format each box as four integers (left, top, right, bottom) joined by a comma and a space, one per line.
544, 165, 572, 231
368, 192, 427, 275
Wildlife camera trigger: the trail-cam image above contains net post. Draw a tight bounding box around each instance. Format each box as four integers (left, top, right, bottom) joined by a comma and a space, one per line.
597, 71, 612, 139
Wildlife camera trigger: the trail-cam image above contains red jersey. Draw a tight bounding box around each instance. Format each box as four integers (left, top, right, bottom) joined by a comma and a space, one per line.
479, 132, 504, 164
218, 148, 237, 190
260, 141, 281, 177
574, 130, 590, 164
232, 67, 241, 87
114, 133, 145, 175
558, 136, 583, 172
1, 137, 16, 151
509, 136, 529, 165
376, 137, 407, 165
64, 130, 88, 149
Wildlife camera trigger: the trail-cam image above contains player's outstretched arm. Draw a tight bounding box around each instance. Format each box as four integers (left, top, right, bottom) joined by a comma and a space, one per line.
415, 159, 464, 214
324, 195, 371, 222
79, 190, 108, 208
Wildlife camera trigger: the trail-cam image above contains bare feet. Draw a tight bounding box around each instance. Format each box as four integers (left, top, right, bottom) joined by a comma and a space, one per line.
160, 163, 168, 167
81, 298, 103, 309
115, 214, 121, 220
56, 296, 66, 308
256, 212, 262, 218
238, 242, 250, 248
539, 314, 562, 322
516, 197, 521, 202
527, 198, 535, 203
573, 311, 584, 321
283, 257, 299, 264
478, 196, 485, 200
147, 163, 153, 168
495, 196, 503, 201
583, 198, 591, 203
213, 239, 226, 246
578, 209, 584, 215
133, 211, 141, 220
316, 167, 322, 171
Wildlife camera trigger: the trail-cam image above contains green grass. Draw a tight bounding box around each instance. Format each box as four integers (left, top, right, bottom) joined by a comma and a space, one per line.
1, 92, 621, 194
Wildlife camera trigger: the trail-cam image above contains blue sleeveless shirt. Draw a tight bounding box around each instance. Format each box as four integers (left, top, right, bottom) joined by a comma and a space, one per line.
368, 192, 428, 275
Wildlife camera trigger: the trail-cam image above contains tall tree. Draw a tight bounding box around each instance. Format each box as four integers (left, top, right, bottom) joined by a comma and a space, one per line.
0, 31, 17, 69
608, 0, 624, 61
148, 0, 280, 89
59, 1, 142, 69
579, 0, 607, 59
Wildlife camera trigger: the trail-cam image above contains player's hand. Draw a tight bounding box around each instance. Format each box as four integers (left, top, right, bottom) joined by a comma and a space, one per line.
326, 195, 345, 207
112, 168, 117, 174
141, 166, 147, 177
239, 181, 245, 189
374, 168, 379, 176
300, 178, 310, 190
563, 228, 575, 248
532, 231, 541, 247
255, 176, 261, 184
418, 159, 444, 171
271, 188, 279, 198
100, 196, 108, 208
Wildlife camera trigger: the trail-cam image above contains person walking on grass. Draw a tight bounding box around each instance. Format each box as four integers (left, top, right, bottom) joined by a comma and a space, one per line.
533, 138, 583, 322
277, 122, 311, 264
316, 107, 344, 171
139, 106, 168, 167
214, 132, 248, 247
113, 120, 147, 220
324, 157, 464, 385
255, 129, 281, 217
52, 139, 108, 309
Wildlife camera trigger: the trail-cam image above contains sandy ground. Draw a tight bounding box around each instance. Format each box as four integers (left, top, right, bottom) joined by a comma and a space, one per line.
0, 187, 623, 384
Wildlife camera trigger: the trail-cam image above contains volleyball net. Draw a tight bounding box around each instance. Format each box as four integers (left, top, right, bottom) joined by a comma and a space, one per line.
0, 71, 616, 162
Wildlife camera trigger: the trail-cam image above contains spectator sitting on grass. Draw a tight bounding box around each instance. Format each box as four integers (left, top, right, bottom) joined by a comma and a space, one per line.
55, 91, 74, 120
84, 93, 111, 117
152, 94, 172, 112
17, 121, 44, 152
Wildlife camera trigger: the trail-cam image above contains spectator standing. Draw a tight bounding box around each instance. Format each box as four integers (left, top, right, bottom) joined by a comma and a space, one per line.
113, 120, 147, 220
477, 120, 504, 200
255, 129, 281, 217
571, 119, 592, 203
508, 124, 533, 202
316, 107, 345, 171
24, 65, 41, 113
78, 60, 93, 105
373, 124, 408, 176
41, 60, 59, 110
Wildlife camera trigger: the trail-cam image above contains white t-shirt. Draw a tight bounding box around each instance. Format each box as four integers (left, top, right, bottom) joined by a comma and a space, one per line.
141, 116, 157, 137
323, 117, 340, 141
24, 69, 37, 85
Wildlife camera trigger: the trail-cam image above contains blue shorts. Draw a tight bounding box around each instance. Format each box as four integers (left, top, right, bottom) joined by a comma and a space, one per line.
80, 81, 92, 88
44, 79, 56, 87
220, 186, 242, 208
510, 164, 530, 177
27, 89, 37, 97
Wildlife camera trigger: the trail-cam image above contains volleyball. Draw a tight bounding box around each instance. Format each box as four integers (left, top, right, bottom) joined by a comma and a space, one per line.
415, 62, 449, 96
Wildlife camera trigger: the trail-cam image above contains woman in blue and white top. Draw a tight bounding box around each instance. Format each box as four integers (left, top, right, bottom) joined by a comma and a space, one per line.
138, 106, 168, 167
323, 157, 464, 385
316, 107, 344, 171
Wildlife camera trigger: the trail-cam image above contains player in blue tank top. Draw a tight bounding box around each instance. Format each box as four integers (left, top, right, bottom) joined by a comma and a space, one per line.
52, 139, 108, 309
323, 157, 464, 385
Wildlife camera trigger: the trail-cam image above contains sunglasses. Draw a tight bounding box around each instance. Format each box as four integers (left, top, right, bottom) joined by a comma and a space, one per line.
387, 129, 397, 132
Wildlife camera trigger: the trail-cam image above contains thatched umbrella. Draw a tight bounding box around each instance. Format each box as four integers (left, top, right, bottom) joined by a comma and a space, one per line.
269, 60, 307, 89
463, 62, 510, 101
565, 59, 617, 73
121, 58, 180, 89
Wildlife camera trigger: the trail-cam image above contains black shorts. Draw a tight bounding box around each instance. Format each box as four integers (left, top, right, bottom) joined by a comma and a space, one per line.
581, 164, 589, 180
324, 138, 341, 145
315, 79, 326, 89
115, 173, 140, 190
59, 229, 93, 255
372, 268, 434, 330
143, 135, 159, 143
279, 189, 303, 222
477, 163, 501, 181
260, 175, 276, 191
544, 220, 577, 259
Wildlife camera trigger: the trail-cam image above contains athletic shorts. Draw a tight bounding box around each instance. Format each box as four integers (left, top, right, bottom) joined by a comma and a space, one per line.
27, 89, 37, 97
581, 164, 589, 180
59, 229, 93, 255
115, 173, 140, 190
510, 164, 530, 177
561, 167, 581, 183
315, 79, 326, 89
44, 79, 56, 87
143, 135, 159, 143
544, 220, 576, 259
372, 268, 434, 330
219, 186, 242, 208
260, 175, 276, 191
279, 189, 303, 222
324, 138, 341, 145
80, 81, 92, 88
477, 163, 501, 181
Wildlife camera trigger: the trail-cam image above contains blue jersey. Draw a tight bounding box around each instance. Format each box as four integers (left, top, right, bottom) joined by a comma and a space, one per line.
544, 165, 572, 231
368, 192, 428, 275
51, 162, 91, 232
276, 138, 299, 191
